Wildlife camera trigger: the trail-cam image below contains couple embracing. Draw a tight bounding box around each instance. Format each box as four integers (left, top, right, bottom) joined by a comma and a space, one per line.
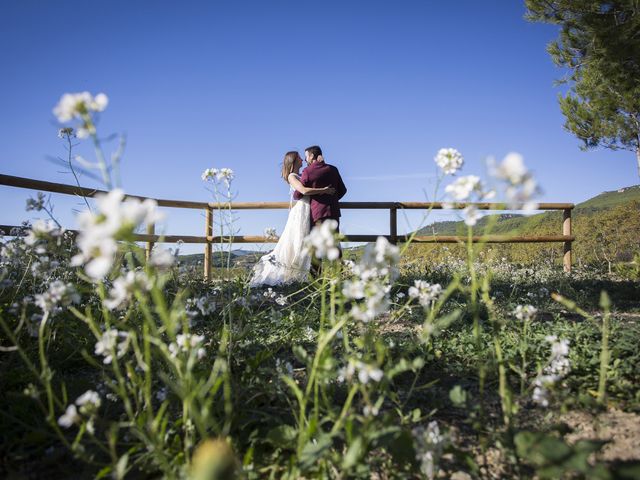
249, 146, 347, 287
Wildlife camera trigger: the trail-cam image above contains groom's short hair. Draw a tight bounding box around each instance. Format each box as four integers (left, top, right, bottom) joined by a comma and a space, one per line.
305, 145, 322, 160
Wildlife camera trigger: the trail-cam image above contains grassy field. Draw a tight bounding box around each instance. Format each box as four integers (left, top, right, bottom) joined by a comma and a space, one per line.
2, 230, 640, 478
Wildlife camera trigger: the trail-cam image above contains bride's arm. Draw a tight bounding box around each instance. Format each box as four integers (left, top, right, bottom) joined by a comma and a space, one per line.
288, 174, 336, 196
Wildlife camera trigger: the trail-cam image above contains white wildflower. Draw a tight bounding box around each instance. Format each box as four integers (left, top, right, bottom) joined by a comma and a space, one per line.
413, 421, 445, 480
492, 152, 528, 184
57, 127, 75, 138
94, 329, 130, 364
201, 168, 218, 181
168, 333, 206, 360
463, 205, 480, 226
531, 335, 571, 407
512, 304, 537, 322
24, 219, 62, 246
202, 167, 234, 186
408, 280, 442, 307
34, 280, 80, 313
264, 227, 278, 239
444, 175, 482, 201
72, 189, 164, 280
58, 404, 80, 428
357, 362, 384, 384
149, 247, 175, 269
53, 91, 108, 123
103, 270, 151, 310
488, 153, 540, 209
434, 147, 464, 175
304, 220, 340, 260
75, 390, 101, 410
363, 404, 380, 417
342, 280, 365, 299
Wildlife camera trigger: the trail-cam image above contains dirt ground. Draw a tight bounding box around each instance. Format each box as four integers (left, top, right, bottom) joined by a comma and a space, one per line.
561, 408, 640, 462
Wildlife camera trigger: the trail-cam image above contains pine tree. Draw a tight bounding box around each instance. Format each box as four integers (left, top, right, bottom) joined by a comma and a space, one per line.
525, 0, 640, 177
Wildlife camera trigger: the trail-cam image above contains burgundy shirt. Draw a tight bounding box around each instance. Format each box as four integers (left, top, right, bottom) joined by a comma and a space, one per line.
293, 161, 347, 223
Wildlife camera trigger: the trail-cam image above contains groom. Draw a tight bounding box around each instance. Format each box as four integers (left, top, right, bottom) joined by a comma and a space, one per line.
293, 145, 348, 275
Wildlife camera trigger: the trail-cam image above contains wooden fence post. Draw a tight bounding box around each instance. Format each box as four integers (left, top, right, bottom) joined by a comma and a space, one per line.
204, 207, 213, 280
390, 206, 398, 245
145, 222, 155, 261
563, 208, 572, 273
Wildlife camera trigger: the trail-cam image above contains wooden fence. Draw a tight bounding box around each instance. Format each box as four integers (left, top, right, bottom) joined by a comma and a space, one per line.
0, 173, 575, 277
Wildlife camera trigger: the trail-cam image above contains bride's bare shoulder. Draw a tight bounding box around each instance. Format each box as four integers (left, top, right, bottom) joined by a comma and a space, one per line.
287, 172, 300, 182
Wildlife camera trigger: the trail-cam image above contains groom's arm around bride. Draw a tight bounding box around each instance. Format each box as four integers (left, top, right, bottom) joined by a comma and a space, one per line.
293, 146, 347, 231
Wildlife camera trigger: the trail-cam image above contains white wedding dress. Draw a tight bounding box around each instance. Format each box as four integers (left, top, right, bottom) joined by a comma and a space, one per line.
248, 174, 311, 287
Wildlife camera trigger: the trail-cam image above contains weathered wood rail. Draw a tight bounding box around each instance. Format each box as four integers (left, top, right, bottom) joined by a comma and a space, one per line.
0, 173, 575, 277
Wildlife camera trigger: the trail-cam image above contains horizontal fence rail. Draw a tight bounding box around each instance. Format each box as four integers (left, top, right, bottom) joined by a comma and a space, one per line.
0, 173, 575, 276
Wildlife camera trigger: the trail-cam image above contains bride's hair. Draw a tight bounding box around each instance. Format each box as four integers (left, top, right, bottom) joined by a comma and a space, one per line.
281, 151, 299, 182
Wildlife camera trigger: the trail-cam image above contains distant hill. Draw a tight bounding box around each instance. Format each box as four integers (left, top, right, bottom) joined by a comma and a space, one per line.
178, 250, 261, 268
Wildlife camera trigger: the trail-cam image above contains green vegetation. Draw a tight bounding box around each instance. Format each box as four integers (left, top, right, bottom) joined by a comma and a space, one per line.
405, 185, 640, 272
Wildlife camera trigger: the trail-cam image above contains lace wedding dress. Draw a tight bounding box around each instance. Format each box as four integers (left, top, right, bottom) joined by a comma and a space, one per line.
248, 177, 311, 287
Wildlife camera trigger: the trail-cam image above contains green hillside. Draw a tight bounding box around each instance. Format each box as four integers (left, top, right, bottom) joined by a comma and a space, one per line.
415, 184, 640, 237
406, 184, 640, 269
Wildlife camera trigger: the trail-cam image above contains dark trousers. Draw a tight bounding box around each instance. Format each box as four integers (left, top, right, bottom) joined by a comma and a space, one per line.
310, 217, 342, 278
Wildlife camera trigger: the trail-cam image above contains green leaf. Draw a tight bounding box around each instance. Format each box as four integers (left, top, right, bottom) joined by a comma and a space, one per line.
298, 433, 333, 471
281, 376, 304, 409
342, 437, 364, 470
115, 453, 129, 480
266, 425, 298, 449
514, 431, 572, 466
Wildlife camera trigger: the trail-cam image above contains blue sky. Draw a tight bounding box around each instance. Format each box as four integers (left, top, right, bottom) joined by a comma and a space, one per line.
0, 1, 636, 254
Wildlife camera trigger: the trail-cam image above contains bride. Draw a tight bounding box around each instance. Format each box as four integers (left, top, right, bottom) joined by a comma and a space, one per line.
249, 151, 335, 287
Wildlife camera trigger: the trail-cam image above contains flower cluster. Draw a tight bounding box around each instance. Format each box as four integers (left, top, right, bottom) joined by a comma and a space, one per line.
412, 421, 445, 480
71, 189, 164, 280
532, 334, 570, 407
104, 270, 152, 310
168, 333, 206, 360
34, 280, 80, 314
57, 127, 75, 139
264, 227, 278, 240
343, 237, 399, 323
303, 220, 341, 260
24, 220, 65, 251
443, 175, 495, 227
185, 295, 216, 320
408, 280, 443, 307
337, 360, 384, 385
94, 329, 130, 364
512, 304, 538, 322
58, 390, 102, 428
149, 247, 176, 270
434, 147, 464, 175
488, 152, 540, 211
444, 175, 492, 202
53, 92, 108, 138
201, 168, 235, 186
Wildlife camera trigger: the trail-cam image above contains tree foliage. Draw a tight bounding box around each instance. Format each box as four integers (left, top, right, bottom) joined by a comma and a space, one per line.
525, 0, 640, 176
